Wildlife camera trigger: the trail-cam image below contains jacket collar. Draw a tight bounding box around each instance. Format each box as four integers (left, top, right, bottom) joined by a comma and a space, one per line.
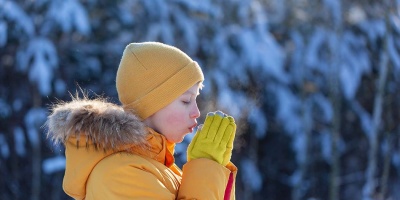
127, 127, 175, 167
46, 97, 175, 166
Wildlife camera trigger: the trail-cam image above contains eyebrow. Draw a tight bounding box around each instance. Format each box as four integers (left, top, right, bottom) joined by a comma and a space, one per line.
184, 90, 200, 96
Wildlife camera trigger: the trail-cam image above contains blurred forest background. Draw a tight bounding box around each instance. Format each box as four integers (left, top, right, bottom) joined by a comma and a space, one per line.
1, 0, 400, 199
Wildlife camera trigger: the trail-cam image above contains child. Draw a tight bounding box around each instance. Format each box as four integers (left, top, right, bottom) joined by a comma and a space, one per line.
46, 42, 237, 199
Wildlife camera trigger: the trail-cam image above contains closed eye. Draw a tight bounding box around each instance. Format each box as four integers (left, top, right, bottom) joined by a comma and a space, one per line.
182, 101, 191, 105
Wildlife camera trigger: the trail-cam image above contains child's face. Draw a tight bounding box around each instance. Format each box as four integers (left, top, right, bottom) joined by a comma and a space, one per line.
144, 83, 201, 143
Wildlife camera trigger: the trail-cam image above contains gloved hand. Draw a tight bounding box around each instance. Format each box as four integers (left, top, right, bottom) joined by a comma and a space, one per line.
187, 111, 236, 166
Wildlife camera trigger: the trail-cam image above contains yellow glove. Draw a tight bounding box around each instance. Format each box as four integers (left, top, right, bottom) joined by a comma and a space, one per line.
187, 111, 236, 166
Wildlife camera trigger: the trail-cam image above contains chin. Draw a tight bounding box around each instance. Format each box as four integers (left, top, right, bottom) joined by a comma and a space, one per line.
175, 135, 187, 143
166, 137, 184, 144
166, 131, 188, 143
175, 137, 185, 143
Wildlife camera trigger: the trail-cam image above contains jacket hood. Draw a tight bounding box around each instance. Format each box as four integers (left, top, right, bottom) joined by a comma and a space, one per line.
46, 96, 177, 199
46, 96, 147, 150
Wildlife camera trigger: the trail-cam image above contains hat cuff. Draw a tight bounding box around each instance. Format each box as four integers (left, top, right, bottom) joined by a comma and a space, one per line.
124, 61, 204, 119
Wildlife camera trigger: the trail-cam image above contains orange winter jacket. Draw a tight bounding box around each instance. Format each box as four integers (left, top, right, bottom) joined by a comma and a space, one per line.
47, 98, 237, 200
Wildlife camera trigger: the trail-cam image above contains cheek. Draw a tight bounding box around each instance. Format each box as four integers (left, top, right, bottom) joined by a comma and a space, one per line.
165, 111, 186, 126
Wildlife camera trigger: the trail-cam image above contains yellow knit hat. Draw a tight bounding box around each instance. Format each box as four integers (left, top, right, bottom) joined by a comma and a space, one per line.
116, 42, 204, 119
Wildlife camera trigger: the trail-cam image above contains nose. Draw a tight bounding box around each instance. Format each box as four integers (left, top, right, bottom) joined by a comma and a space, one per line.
190, 103, 200, 119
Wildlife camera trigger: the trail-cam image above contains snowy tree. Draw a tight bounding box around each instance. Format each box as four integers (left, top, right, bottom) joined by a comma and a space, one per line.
1, 0, 400, 199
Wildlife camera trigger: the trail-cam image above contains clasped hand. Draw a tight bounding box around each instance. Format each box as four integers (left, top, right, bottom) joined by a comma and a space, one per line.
187, 111, 236, 166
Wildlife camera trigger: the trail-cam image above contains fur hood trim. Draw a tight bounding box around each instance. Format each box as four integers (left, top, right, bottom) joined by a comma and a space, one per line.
46, 96, 147, 150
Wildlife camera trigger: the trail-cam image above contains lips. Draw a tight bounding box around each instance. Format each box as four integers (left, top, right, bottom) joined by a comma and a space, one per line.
188, 123, 197, 133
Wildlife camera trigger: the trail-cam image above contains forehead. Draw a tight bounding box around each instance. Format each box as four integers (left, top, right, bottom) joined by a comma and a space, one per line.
184, 84, 201, 95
